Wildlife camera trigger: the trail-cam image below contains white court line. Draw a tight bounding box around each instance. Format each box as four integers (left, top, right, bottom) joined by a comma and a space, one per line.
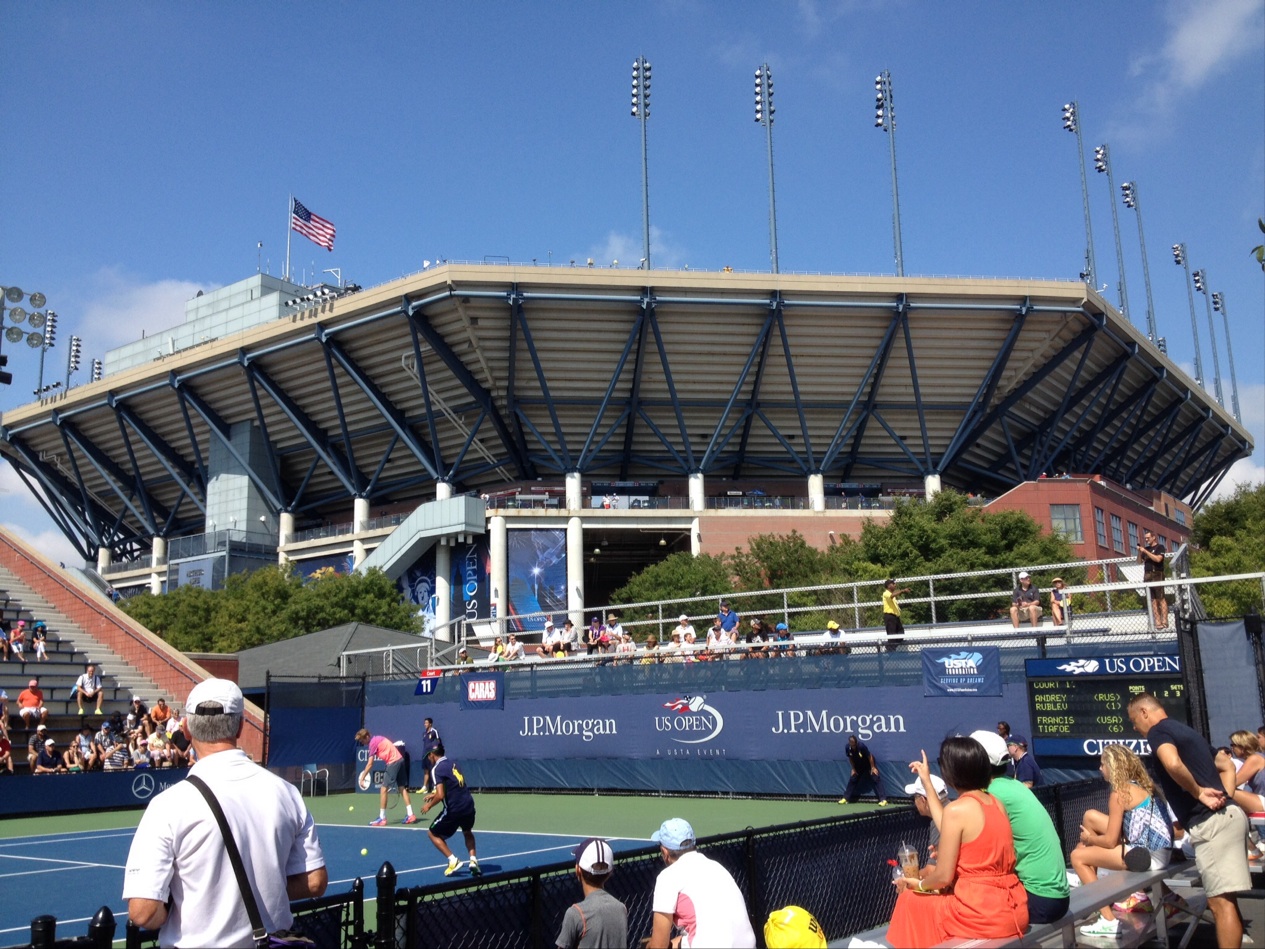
326, 839, 613, 888
0, 830, 136, 849
0, 863, 116, 882
0, 853, 124, 872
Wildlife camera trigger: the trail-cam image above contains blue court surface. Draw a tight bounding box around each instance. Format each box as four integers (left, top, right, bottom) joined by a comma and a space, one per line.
0, 822, 648, 941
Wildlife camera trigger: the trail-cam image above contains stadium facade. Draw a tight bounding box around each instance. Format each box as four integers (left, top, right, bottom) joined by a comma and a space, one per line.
0, 265, 1249, 632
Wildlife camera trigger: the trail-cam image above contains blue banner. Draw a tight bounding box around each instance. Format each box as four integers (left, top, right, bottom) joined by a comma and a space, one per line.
0, 768, 190, 817
458, 671, 505, 710
922, 647, 1002, 696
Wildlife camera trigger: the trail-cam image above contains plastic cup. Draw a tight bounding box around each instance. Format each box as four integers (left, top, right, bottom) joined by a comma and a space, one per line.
898, 844, 919, 879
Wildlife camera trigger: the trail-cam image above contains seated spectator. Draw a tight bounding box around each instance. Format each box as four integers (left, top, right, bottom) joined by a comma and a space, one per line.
488, 637, 505, 662
147, 731, 172, 768
107, 709, 126, 734
74, 664, 105, 716
615, 632, 637, 663
744, 619, 770, 659
454, 647, 473, 668
103, 739, 132, 771
9, 621, 26, 659
1009, 572, 1041, 628
605, 613, 625, 642
824, 619, 848, 655
534, 620, 560, 658
34, 737, 68, 774
660, 630, 684, 663
166, 717, 191, 767
886, 738, 1028, 947
970, 730, 1069, 924
773, 622, 795, 657
557, 620, 577, 655
27, 725, 49, 768
0, 688, 9, 736
585, 617, 605, 654
1215, 730, 1265, 814
75, 724, 101, 771
94, 720, 117, 764
0, 625, 9, 662
764, 905, 827, 949
17, 679, 48, 729
905, 771, 950, 864
705, 617, 726, 656
31, 622, 48, 662
149, 697, 172, 731
673, 614, 695, 643
502, 634, 525, 661
681, 625, 698, 659
0, 734, 11, 773
640, 636, 660, 664
127, 695, 152, 735
1049, 578, 1069, 626
1071, 744, 1172, 939
132, 735, 153, 769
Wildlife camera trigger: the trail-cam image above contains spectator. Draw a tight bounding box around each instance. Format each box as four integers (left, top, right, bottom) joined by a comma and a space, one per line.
716, 601, 740, 635
165, 715, 191, 767
647, 818, 755, 948
882, 579, 910, 652
681, 624, 698, 658
558, 620, 577, 655
0, 733, 12, 774
585, 618, 604, 655
356, 728, 418, 825
997, 721, 1011, 740
535, 620, 560, 658
886, 738, 1028, 947
1009, 572, 1041, 628
104, 739, 133, 771
605, 614, 625, 642
132, 736, 153, 769
839, 735, 888, 806
1137, 529, 1169, 630
147, 731, 172, 769
1049, 578, 1069, 626
904, 771, 949, 864
0, 625, 9, 662
34, 737, 68, 774
27, 725, 48, 769
455, 647, 473, 667
1128, 692, 1249, 948
150, 697, 173, 731
773, 622, 795, 657
744, 619, 770, 659
420, 742, 480, 877
94, 720, 116, 761
503, 634, 525, 661
9, 621, 26, 659
127, 695, 152, 735
1007, 736, 1041, 787
17, 679, 48, 729
639, 636, 660, 664
660, 630, 684, 663
71, 724, 99, 771
0, 688, 9, 737
1070, 744, 1173, 938
31, 622, 48, 662
123, 677, 327, 945
555, 837, 627, 949
764, 906, 827, 949
1216, 730, 1265, 813
970, 730, 1069, 925
74, 664, 105, 716
674, 614, 695, 644
489, 636, 506, 662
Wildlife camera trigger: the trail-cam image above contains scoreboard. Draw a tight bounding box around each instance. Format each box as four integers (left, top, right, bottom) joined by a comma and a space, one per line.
1024, 654, 1186, 757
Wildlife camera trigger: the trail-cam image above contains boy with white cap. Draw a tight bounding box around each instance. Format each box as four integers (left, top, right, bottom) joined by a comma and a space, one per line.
648, 817, 755, 948
555, 837, 627, 949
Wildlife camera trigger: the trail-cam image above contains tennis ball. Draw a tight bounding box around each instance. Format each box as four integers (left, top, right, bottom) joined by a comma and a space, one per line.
348, 805, 354, 812
360, 848, 368, 856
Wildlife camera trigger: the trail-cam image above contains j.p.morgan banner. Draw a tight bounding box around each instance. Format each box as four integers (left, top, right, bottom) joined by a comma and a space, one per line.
922, 647, 1002, 697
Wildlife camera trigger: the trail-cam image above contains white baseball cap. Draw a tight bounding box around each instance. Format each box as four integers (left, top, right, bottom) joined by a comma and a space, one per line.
970, 729, 1010, 767
186, 678, 244, 716
573, 837, 615, 874
1018, 571, 1030, 580
903, 773, 948, 797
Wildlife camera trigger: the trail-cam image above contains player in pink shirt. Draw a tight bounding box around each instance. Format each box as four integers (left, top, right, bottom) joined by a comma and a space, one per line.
355, 729, 417, 825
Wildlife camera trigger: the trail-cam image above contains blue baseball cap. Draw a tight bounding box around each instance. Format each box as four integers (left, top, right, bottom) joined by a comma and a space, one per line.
651, 818, 696, 850
775, 622, 788, 631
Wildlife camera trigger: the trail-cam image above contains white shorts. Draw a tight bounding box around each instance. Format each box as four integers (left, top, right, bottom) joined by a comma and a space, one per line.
1124, 844, 1172, 871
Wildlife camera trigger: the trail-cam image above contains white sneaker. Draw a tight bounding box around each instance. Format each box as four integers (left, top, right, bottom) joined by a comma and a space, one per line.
1078, 917, 1120, 937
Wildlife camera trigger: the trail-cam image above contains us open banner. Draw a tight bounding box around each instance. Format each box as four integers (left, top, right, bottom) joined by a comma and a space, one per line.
922, 647, 1002, 697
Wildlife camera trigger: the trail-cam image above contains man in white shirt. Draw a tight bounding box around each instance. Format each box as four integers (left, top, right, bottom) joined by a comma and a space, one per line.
503, 634, 525, 661
648, 818, 755, 949
74, 664, 105, 716
123, 678, 326, 946
535, 620, 561, 658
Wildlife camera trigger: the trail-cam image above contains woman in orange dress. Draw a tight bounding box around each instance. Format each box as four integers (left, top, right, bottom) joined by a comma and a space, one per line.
887, 737, 1028, 947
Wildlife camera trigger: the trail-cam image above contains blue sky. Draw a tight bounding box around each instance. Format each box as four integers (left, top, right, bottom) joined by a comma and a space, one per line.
1, 0, 1261, 565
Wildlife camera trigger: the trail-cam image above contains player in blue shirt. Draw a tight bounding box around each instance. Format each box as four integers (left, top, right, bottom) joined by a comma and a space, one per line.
421, 743, 479, 877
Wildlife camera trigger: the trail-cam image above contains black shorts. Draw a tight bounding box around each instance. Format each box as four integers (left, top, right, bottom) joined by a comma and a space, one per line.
382, 758, 404, 791
430, 806, 476, 840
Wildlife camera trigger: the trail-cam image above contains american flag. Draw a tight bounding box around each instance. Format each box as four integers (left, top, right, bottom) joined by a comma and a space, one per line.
291, 198, 336, 251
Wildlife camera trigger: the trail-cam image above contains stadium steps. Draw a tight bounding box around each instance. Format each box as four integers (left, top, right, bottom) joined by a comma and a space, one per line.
0, 528, 265, 759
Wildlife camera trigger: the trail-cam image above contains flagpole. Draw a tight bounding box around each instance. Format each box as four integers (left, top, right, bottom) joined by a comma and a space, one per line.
284, 194, 293, 282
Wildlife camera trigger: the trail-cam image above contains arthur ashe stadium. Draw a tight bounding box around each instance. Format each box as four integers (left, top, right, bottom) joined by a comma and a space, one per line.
0, 264, 1252, 625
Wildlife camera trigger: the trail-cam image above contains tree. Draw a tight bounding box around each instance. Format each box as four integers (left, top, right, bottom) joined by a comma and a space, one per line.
1190, 482, 1265, 618
609, 552, 732, 625
1253, 218, 1265, 273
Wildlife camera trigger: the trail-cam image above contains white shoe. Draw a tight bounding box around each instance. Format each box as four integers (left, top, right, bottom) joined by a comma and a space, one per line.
1078, 917, 1120, 937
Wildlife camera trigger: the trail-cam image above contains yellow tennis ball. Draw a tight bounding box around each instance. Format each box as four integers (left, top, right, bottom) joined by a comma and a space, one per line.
348, 805, 354, 811
360, 848, 368, 856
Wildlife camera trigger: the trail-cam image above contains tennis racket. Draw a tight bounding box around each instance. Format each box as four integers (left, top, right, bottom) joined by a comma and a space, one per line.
386, 783, 400, 811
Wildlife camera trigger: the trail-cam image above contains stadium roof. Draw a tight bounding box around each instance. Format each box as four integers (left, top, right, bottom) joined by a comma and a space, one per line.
0, 264, 1250, 560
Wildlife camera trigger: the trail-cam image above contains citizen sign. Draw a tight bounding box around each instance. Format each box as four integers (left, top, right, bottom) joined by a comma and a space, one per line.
467, 679, 498, 702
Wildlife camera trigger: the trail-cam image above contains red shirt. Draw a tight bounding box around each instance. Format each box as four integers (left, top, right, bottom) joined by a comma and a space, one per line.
18, 688, 43, 710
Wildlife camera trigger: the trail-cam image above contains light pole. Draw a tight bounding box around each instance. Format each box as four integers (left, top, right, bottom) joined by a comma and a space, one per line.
1062, 102, 1097, 288
631, 57, 652, 270
874, 70, 904, 276
1211, 292, 1241, 422
1171, 243, 1204, 389
1191, 269, 1224, 407
754, 63, 779, 273
0, 285, 52, 388
36, 310, 58, 396
1093, 144, 1131, 322
1121, 181, 1160, 346
65, 334, 81, 391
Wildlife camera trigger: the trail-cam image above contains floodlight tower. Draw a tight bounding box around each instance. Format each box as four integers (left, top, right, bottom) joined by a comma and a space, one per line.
36, 310, 57, 395
1093, 144, 1131, 322
631, 56, 652, 270
0, 285, 51, 388
1211, 292, 1241, 421
1061, 102, 1097, 288
1191, 268, 1224, 407
754, 63, 779, 273
1171, 243, 1205, 389
65, 334, 82, 391
874, 70, 904, 276
1120, 181, 1159, 345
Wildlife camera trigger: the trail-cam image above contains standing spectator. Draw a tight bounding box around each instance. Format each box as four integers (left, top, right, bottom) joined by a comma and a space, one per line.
0, 733, 12, 774
970, 730, 1069, 925
839, 735, 889, 806
997, 721, 1011, 740
123, 677, 327, 945
1137, 529, 1169, 630
882, 579, 910, 651
905, 771, 950, 863
1007, 736, 1041, 787
356, 728, 418, 825
74, 664, 105, 716
31, 622, 48, 662
9, 621, 26, 659
34, 737, 67, 774
555, 837, 627, 949
421, 742, 480, 877
1128, 692, 1249, 948
1049, 578, 1069, 626
1009, 572, 1041, 628
17, 678, 48, 729
716, 601, 740, 636
503, 633, 525, 661
1069, 744, 1172, 938
647, 818, 756, 949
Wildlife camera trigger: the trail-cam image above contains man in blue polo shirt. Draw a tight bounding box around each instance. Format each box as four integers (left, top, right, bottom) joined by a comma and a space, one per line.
1008, 736, 1041, 787
717, 601, 739, 634
421, 743, 479, 877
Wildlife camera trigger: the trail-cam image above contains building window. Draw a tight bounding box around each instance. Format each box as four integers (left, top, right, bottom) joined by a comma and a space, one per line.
1050, 504, 1084, 544
1175, 509, 1187, 526
1094, 507, 1108, 547
1127, 522, 1139, 551
1159, 534, 1168, 549
1110, 513, 1125, 553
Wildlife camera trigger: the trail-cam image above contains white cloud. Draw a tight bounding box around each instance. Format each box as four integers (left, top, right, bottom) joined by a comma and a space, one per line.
1210, 456, 1265, 500
586, 226, 691, 271
74, 267, 208, 352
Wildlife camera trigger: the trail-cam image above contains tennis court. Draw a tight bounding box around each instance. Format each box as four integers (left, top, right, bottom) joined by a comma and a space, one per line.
0, 790, 857, 941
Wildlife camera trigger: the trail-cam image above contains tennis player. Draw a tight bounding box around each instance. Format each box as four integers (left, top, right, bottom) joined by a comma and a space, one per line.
421, 742, 480, 876
355, 728, 418, 826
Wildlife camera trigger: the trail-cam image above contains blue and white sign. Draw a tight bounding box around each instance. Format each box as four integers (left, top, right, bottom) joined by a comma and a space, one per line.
458, 671, 505, 710
923, 647, 1002, 696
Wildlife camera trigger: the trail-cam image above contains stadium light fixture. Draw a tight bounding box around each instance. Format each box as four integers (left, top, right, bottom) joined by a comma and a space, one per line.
0, 285, 52, 387
631, 56, 652, 270
1210, 292, 1241, 422
36, 310, 57, 395
1061, 102, 1097, 288
1093, 144, 1131, 323
754, 63, 779, 274
65, 334, 82, 391
1120, 181, 1159, 343
1171, 243, 1206, 390
874, 70, 905, 276
1191, 268, 1225, 408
